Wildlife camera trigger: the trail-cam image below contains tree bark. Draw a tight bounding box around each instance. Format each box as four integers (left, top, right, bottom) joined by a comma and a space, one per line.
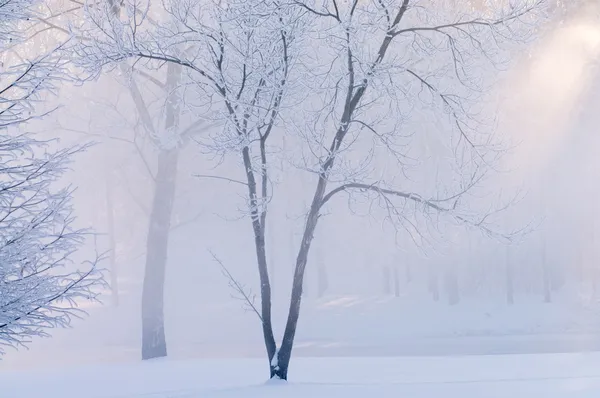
271, 174, 330, 380
239, 144, 277, 376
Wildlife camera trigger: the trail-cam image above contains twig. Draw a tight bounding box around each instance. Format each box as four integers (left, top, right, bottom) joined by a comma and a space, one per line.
195, 174, 248, 186
208, 249, 263, 323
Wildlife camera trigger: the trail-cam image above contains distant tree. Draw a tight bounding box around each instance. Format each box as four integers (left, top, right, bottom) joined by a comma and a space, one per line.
0, 0, 104, 353
73, 0, 548, 380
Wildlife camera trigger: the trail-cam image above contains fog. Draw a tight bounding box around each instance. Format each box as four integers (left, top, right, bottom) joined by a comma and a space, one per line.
3, 0, 600, 391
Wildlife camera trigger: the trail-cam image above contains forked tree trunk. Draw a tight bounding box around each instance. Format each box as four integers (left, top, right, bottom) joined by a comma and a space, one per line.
264, 2, 411, 379
141, 63, 181, 360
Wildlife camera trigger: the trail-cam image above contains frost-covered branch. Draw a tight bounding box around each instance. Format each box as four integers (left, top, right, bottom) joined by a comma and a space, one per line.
0, 136, 106, 352
0, 0, 106, 353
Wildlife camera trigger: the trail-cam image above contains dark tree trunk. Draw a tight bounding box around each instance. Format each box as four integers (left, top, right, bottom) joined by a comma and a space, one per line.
393, 267, 400, 297
272, 172, 331, 380
265, 3, 411, 378
241, 144, 276, 377
382, 266, 391, 295
267, 219, 275, 297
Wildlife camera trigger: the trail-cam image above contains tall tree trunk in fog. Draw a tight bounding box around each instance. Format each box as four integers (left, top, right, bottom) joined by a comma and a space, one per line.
106, 172, 119, 306
541, 236, 552, 303
428, 264, 440, 302
141, 148, 179, 359
505, 246, 514, 305
444, 267, 460, 305
393, 267, 400, 298
382, 266, 391, 295
140, 63, 181, 360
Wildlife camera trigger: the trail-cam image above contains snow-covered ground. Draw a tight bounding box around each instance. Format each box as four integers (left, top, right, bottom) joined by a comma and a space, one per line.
4, 294, 600, 370
5, 294, 600, 397
4, 354, 600, 397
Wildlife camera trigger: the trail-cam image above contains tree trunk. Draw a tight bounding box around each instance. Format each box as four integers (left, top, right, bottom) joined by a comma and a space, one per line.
141, 63, 181, 360
106, 171, 119, 307
444, 268, 460, 306
267, 12, 408, 375
141, 149, 178, 360
428, 264, 440, 302
267, 215, 275, 297
382, 266, 391, 295
541, 237, 552, 303
505, 246, 514, 305
393, 267, 400, 297
239, 144, 277, 376
272, 174, 330, 380
543, 272, 552, 302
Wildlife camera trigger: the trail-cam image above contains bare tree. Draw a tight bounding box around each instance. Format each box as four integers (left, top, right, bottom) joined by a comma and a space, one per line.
0, 0, 104, 352
73, 0, 548, 380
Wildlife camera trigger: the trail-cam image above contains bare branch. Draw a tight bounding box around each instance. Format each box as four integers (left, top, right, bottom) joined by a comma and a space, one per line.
194, 174, 248, 186
209, 249, 263, 323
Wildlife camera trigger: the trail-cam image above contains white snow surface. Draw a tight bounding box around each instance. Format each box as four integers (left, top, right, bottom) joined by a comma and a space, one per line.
6, 294, 600, 370
4, 354, 600, 397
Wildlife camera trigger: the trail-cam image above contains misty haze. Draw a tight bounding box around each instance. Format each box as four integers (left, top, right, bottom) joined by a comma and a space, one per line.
2, 0, 600, 397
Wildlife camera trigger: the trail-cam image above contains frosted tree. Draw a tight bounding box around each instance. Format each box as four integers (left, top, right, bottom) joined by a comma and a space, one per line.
73, 0, 548, 379
0, 0, 104, 352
